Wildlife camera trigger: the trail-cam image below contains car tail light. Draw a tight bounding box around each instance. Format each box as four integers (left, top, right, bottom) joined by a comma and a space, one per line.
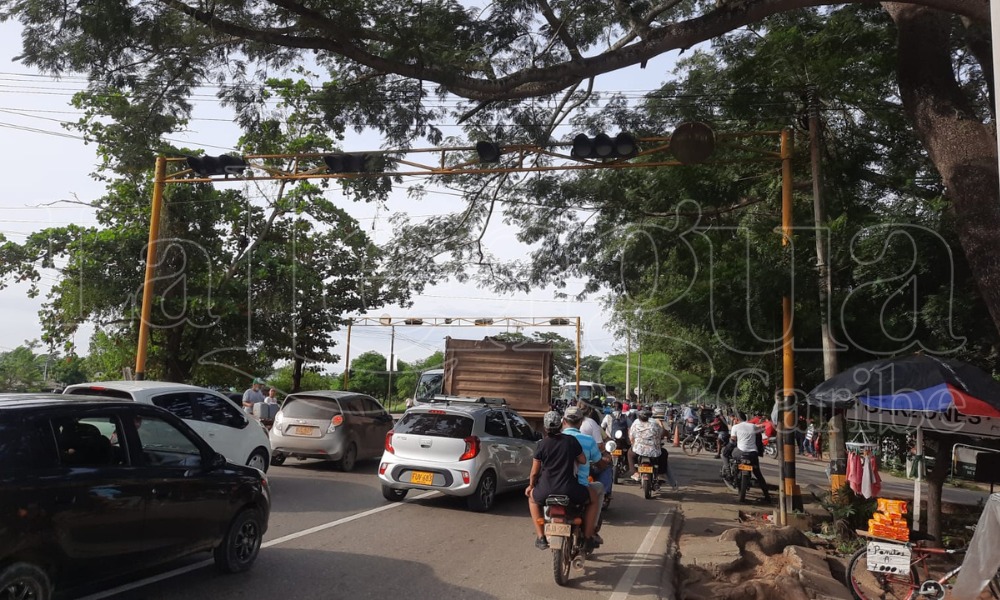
458, 436, 480, 461
461, 470, 470, 484
385, 430, 395, 454
331, 414, 344, 427
429, 409, 446, 414
379, 462, 388, 475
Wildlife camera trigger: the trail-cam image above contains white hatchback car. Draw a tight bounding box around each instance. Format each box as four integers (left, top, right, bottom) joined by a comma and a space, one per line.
378, 396, 538, 511
63, 381, 272, 471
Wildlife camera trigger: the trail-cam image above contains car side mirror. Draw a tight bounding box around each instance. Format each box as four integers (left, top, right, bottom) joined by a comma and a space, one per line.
205, 452, 227, 471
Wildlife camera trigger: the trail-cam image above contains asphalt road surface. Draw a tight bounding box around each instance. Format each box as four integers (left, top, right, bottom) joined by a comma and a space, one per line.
73, 459, 677, 600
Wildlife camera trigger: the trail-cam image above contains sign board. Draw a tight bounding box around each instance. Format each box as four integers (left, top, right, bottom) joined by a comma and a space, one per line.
846, 404, 1000, 440
866, 541, 912, 574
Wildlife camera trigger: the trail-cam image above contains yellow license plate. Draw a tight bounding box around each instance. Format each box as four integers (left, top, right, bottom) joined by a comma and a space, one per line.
611, 450, 622, 456
738, 464, 754, 471
410, 471, 434, 485
638, 465, 654, 473
292, 425, 314, 436
545, 523, 571, 537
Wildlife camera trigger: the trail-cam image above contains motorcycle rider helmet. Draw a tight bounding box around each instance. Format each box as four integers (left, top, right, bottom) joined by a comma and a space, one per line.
638, 408, 652, 420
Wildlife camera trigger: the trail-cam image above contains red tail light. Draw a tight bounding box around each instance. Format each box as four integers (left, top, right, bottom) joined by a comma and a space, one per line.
331, 414, 344, 427
385, 430, 395, 454
548, 506, 566, 517
458, 436, 480, 461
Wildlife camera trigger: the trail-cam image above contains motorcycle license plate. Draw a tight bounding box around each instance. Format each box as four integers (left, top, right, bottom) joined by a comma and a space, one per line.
611, 450, 622, 456
738, 464, 754, 471
410, 471, 434, 485
545, 523, 571, 537
638, 465, 654, 474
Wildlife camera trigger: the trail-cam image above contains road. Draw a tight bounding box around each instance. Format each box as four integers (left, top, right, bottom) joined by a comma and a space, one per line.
73, 459, 678, 600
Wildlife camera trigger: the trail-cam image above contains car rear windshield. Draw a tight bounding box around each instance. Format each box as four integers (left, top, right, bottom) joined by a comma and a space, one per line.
281, 396, 342, 420
65, 387, 132, 400
394, 412, 474, 438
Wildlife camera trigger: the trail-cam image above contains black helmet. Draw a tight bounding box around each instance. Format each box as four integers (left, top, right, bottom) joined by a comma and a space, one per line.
639, 408, 652, 420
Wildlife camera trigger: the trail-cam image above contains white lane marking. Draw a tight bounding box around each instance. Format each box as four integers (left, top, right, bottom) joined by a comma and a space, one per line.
608, 509, 671, 600
76, 490, 439, 600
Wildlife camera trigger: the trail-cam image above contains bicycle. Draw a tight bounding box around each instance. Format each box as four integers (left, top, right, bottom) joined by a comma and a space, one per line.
846, 530, 1000, 600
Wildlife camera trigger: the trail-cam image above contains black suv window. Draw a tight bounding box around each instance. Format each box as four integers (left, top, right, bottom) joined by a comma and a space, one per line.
52, 416, 119, 467
395, 412, 474, 438
339, 396, 364, 416
506, 411, 536, 441
152, 393, 195, 420
135, 413, 202, 467
484, 410, 509, 437
0, 418, 57, 469
282, 396, 342, 419
190, 392, 245, 428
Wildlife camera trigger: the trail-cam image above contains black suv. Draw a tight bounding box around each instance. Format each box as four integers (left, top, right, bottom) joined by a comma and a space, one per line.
0, 394, 271, 599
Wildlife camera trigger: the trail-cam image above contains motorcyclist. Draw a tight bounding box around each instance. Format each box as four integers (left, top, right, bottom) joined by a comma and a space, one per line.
651, 405, 679, 490
627, 408, 670, 483
729, 411, 772, 503
574, 400, 613, 500
560, 407, 606, 547
600, 401, 630, 444
526, 411, 600, 551
709, 409, 730, 459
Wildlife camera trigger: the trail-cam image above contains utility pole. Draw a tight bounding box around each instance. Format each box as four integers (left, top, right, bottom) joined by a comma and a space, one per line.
808, 87, 846, 496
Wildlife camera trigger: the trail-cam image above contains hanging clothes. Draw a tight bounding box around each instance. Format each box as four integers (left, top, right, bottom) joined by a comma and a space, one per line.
847, 451, 864, 494
859, 453, 882, 499
870, 454, 882, 498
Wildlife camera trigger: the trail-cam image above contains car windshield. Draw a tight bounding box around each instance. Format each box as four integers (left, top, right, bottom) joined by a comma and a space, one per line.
65, 387, 132, 400
394, 412, 473, 438
281, 396, 342, 420
415, 372, 443, 400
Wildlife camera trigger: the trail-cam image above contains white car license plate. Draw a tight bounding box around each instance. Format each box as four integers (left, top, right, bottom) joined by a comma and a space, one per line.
545, 523, 571, 537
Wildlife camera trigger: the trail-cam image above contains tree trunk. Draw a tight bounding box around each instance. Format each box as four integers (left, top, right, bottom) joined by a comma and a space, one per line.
883, 3, 1000, 335
292, 355, 303, 393
924, 436, 956, 546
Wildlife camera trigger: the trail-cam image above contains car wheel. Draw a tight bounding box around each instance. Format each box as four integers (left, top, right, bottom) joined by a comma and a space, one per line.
246, 448, 269, 472
466, 470, 497, 512
213, 508, 263, 573
382, 485, 408, 502
270, 452, 286, 466
338, 442, 357, 472
0, 562, 52, 600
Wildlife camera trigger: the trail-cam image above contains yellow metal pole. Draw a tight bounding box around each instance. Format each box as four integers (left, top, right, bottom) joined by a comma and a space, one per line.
344, 321, 352, 390
780, 128, 802, 522
135, 155, 166, 380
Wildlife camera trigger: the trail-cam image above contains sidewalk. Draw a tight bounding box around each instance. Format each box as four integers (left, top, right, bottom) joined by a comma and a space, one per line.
664, 450, 853, 600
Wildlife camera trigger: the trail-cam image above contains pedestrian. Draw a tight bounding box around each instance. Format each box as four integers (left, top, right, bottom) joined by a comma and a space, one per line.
803, 418, 816, 457
242, 378, 266, 414
525, 411, 600, 552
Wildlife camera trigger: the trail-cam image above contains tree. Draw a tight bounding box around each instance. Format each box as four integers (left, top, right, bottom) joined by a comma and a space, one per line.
346, 350, 390, 401
0, 345, 44, 392
1, 2, 995, 339
267, 363, 338, 393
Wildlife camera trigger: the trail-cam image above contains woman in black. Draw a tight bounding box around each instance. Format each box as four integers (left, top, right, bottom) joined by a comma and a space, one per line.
526, 411, 596, 550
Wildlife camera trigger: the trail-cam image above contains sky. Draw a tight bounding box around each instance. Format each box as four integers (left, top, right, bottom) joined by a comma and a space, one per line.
0, 18, 682, 376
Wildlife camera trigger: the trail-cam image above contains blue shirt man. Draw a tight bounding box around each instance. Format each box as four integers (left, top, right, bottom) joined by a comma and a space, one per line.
562, 407, 602, 485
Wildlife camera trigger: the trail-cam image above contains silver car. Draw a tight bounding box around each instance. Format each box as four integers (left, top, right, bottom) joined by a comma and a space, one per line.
377, 396, 538, 512
269, 391, 393, 471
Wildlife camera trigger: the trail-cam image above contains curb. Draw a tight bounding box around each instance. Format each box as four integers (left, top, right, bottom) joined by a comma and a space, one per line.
659, 506, 684, 600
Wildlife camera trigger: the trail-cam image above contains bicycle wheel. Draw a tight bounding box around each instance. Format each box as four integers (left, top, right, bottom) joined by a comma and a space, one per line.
846, 547, 916, 600
681, 436, 699, 456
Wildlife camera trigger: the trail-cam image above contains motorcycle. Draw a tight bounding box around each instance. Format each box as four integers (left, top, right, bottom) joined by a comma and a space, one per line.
543, 495, 588, 586
721, 450, 774, 503
599, 440, 616, 510
681, 424, 718, 456
610, 430, 630, 485
762, 435, 777, 459
636, 454, 661, 499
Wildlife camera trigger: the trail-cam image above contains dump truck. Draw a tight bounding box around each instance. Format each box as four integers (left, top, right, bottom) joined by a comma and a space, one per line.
412, 337, 554, 430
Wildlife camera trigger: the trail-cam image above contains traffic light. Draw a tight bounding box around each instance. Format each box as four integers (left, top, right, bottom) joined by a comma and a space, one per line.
570, 133, 637, 160
475, 141, 502, 163
324, 153, 373, 173
186, 155, 248, 176
670, 122, 716, 164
